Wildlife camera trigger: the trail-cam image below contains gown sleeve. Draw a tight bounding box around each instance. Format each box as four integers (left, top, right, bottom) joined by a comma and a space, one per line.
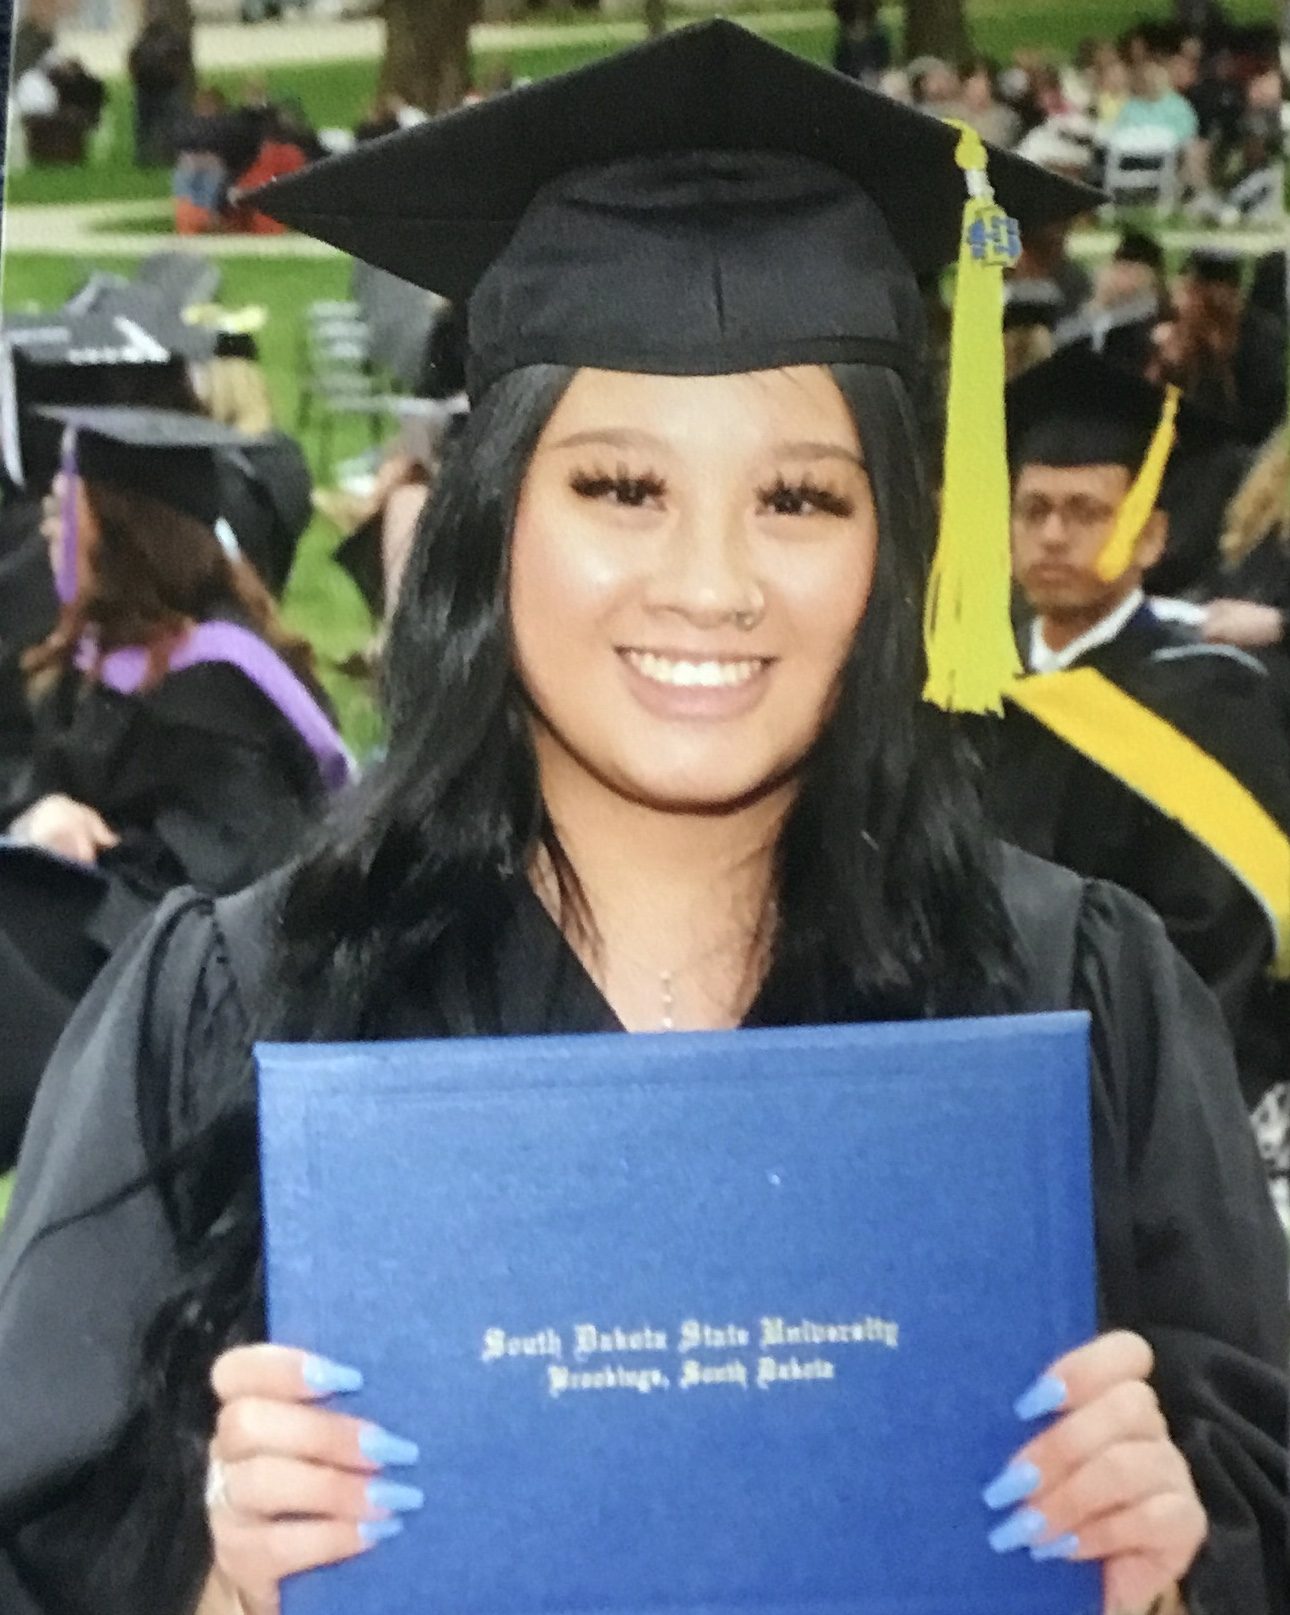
110, 663, 324, 902
1072, 881, 1289, 1615
0, 889, 251, 1614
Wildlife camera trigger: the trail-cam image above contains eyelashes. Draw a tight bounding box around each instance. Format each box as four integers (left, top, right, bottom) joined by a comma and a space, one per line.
569, 468, 667, 508
567, 464, 856, 518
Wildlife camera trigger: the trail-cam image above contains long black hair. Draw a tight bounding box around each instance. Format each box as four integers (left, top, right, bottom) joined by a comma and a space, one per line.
71, 358, 1018, 1611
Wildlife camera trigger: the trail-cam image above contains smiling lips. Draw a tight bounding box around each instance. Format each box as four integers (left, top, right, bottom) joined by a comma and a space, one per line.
621, 650, 770, 689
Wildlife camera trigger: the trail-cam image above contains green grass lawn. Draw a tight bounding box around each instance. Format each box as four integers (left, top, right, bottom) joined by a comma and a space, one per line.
2, 251, 385, 753
6, 0, 1277, 207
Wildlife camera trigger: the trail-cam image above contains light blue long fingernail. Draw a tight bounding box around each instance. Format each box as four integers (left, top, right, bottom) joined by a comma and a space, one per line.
1031, 1532, 1080, 1562
302, 1354, 364, 1395
988, 1506, 1047, 1553
1014, 1374, 1066, 1420
367, 1479, 425, 1514
360, 1424, 421, 1466
982, 1458, 1042, 1510
360, 1518, 404, 1545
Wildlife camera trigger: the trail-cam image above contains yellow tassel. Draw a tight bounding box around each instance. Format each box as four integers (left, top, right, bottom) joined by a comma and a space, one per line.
922, 120, 1023, 716
1094, 384, 1181, 582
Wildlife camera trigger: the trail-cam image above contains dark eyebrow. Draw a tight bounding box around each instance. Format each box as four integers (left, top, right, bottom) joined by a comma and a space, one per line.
772, 441, 866, 469
548, 428, 668, 453
547, 429, 864, 467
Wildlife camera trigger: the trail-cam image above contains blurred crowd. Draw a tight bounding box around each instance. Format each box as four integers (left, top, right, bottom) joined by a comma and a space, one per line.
834, 0, 1285, 222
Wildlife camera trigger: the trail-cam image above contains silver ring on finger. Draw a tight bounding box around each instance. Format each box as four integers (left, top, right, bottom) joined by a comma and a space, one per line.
205, 1455, 231, 1513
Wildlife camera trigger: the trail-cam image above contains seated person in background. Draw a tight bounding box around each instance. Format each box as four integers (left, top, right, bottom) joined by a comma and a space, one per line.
1151, 249, 1287, 446
1012, 218, 1092, 323
0, 407, 352, 1171
830, 0, 890, 87
354, 93, 402, 143
1201, 426, 1290, 661
986, 347, 1290, 1216
950, 56, 1022, 147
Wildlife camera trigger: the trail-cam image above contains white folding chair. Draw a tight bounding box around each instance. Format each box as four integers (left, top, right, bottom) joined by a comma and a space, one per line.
1100, 128, 1182, 219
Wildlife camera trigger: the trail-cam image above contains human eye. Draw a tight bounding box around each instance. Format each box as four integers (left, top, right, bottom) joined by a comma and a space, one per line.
1069, 497, 1115, 529
568, 464, 667, 509
758, 474, 855, 519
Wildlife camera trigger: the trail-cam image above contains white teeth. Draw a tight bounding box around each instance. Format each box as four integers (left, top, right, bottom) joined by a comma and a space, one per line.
625, 651, 764, 689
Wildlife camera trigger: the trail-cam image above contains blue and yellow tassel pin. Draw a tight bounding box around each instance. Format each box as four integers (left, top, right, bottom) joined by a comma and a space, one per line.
922, 121, 1023, 716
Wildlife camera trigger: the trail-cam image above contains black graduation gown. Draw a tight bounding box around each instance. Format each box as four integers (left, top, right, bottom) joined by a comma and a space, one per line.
986, 608, 1290, 1124
0, 650, 326, 1170
0, 847, 1285, 1615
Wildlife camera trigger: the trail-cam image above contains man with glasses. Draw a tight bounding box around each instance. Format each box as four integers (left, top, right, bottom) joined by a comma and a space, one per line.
986, 345, 1290, 1220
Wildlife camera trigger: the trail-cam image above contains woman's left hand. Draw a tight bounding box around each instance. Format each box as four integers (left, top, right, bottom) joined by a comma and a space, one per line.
983, 1331, 1205, 1615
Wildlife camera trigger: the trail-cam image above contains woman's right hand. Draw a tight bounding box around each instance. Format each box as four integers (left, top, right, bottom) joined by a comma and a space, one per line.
9, 793, 119, 864
208, 1345, 423, 1615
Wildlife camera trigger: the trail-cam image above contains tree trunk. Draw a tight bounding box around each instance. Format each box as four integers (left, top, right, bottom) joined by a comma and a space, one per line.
380, 0, 483, 115
902, 0, 971, 63
643, 0, 666, 38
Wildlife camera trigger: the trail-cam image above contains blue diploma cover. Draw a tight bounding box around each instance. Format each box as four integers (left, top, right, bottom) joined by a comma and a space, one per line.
257, 1013, 1098, 1615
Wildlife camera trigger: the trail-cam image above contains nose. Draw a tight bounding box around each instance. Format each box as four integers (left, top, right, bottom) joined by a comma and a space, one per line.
1035, 508, 1070, 552
643, 502, 760, 628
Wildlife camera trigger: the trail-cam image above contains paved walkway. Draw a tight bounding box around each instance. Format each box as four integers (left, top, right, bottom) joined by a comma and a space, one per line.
1, 198, 342, 258
54, 10, 829, 76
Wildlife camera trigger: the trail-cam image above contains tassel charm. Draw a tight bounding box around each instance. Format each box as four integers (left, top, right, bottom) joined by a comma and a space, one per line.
922, 121, 1024, 716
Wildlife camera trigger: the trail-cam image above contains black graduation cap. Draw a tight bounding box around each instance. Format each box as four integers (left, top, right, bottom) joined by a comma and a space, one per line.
2, 297, 214, 495
217, 432, 314, 596
1184, 248, 1245, 288
249, 19, 1097, 401
1007, 345, 1183, 471
1050, 289, 1161, 375
1003, 279, 1065, 332
35, 404, 271, 530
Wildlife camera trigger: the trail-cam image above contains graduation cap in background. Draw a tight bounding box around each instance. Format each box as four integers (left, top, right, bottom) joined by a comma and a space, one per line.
1007, 346, 1189, 583
1183, 247, 1245, 288
34, 404, 272, 604
249, 19, 1098, 714
2, 294, 216, 495
1003, 279, 1065, 332
217, 431, 314, 597
1051, 290, 1161, 375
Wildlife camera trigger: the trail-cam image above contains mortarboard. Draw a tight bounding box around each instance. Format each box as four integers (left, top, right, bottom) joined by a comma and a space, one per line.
34, 404, 272, 604
1003, 279, 1065, 332
249, 21, 1092, 396
1183, 248, 1245, 288
1050, 289, 1161, 374
1007, 347, 1185, 582
250, 20, 1098, 713
1, 296, 215, 494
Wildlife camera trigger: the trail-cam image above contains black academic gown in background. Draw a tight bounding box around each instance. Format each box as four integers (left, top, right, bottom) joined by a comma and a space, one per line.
0, 847, 1284, 1615
986, 606, 1290, 1123
0, 644, 327, 1170
0, 500, 59, 806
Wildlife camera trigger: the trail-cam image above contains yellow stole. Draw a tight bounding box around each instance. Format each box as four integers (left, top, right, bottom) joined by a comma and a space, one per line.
1008, 666, 1290, 978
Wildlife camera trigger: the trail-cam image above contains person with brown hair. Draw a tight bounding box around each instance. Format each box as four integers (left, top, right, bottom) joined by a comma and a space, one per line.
0, 407, 351, 1172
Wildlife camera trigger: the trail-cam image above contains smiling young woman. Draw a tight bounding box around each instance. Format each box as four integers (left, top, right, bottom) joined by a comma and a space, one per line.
0, 23, 1284, 1615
